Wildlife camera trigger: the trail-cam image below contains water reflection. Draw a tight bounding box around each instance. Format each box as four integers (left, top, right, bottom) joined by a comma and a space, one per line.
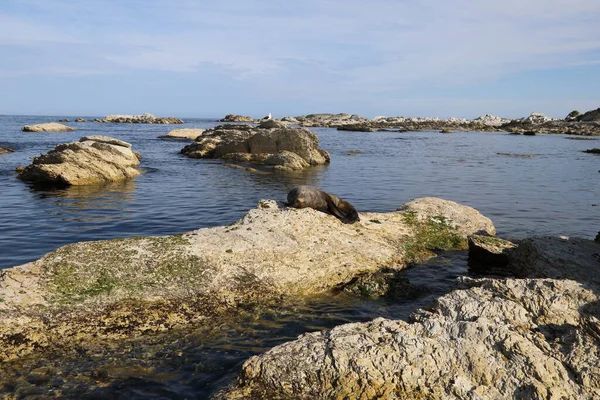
29, 179, 135, 223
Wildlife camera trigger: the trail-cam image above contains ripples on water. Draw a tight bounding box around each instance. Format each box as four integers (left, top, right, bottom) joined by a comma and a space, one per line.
1, 115, 599, 398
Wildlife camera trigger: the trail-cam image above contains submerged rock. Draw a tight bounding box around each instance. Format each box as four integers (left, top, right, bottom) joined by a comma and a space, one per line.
21, 123, 76, 132
584, 148, 600, 154
181, 124, 330, 171
17, 136, 141, 185
158, 128, 204, 140
220, 235, 600, 399
100, 113, 183, 124
0, 146, 14, 154
75, 118, 87, 122
0, 197, 492, 361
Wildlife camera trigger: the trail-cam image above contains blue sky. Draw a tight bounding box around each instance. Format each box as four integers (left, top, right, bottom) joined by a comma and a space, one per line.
1, 0, 599, 118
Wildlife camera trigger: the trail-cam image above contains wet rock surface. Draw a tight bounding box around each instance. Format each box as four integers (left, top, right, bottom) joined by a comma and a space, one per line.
181, 124, 330, 171
17, 136, 141, 185
21, 122, 76, 132
220, 235, 600, 399
0, 198, 491, 363
0, 146, 14, 154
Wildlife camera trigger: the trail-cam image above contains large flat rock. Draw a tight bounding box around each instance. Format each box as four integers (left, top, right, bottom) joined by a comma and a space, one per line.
21, 122, 75, 132
0, 197, 493, 361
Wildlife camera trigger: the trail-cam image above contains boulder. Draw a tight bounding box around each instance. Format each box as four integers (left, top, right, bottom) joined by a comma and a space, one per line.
219, 114, 255, 123
181, 124, 330, 170
58, 119, 70, 122
220, 235, 600, 400
158, 128, 204, 140
17, 136, 141, 185
21, 123, 76, 132
467, 234, 517, 275
522, 112, 554, 124
397, 197, 496, 236
0, 146, 14, 154
0, 198, 493, 361
101, 113, 183, 124
584, 148, 600, 154
75, 118, 87, 122
336, 123, 377, 132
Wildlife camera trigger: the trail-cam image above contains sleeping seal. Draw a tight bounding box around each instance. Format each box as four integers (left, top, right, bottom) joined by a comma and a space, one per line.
286, 185, 360, 224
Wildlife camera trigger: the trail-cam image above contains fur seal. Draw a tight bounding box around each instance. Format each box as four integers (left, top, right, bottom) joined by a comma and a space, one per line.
286, 185, 360, 224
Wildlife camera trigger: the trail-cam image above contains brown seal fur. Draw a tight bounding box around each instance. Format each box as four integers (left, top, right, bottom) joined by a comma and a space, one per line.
286, 185, 360, 224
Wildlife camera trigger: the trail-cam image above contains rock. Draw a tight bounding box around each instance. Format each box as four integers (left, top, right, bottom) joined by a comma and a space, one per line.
0, 198, 493, 361
17, 136, 141, 186
595, 232, 600, 242
467, 234, 517, 275
336, 123, 377, 132
441, 128, 453, 133
0, 147, 14, 154
181, 124, 330, 170
296, 113, 368, 127
522, 112, 554, 124
397, 197, 496, 236
75, 118, 87, 122
258, 119, 288, 129
584, 148, 600, 154
565, 110, 581, 121
58, 119, 70, 122
101, 113, 183, 124
158, 128, 204, 140
523, 131, 537, 136
473, 114, 511, 126
577, 108, 600, 122
219, 114, 255, 123
93, 118, 103, 123
281, 116, 300, 124
21, 123, 76, 132
220, 235, 600, 400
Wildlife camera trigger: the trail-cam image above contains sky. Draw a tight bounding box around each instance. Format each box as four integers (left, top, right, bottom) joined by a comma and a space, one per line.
0, 0, 599, 119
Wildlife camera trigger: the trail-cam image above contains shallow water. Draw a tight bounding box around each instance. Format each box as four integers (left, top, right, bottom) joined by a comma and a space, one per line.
1, 115, 598, 269
1, 115, 599, 398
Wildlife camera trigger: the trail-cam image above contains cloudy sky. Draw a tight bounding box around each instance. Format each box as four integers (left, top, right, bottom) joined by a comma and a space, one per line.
1, 0, 599, 118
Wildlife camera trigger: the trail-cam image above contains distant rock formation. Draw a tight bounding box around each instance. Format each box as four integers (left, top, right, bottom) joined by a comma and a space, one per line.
18, 135, 142, 185
219, 114, 255, 123
181, 124, 330, 171
158, 128, 204, 140
75, 118, 87, 122
577, 108, 600, 122
21, 123, 76, 132
583, 148, 600, 154
97, 113, 183, 124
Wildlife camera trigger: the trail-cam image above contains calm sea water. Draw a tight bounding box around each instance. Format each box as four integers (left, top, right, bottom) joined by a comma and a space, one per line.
1, 115, 599, 398
1, 115, 598, 269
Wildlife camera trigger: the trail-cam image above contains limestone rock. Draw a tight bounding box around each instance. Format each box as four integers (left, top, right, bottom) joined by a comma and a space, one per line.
336, 123, 377, 132
521, 112, 554, 124
473, 114, 511, 126
258, 119, 288, 129
158, 128, 204, 140
75, 118, 87, 122
101, 113, 183, 124
17, 136, 141, 186
0, 198, 492, 361
467, 234, 517, 275
0, 146, 14, 154
220, 235, 600, 399
181, 124, 330, 170
397, 197, 496, 236
21, 123, 76, 132
219, 114, 255, 123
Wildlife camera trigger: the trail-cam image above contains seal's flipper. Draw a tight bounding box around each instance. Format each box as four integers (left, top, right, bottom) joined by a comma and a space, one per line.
324, 195, 352, 223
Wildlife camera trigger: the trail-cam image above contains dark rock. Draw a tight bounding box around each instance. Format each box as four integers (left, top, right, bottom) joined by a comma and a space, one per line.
583, 148, 600, 154
219, 114, 255, 123
467, 235, 517, 275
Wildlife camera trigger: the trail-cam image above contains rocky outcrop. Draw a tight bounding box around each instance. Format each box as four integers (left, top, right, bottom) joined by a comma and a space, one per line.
21, 123, 76, 132
472, 114, 511, 126
75, 118, 87, 122
58, 119, 70, 122
336, 123, 377, 132
181, 124, 330, 171
577, 108, 600, 122
158, 128, 204, 140
220, 235, 600, 399
17, 135, 141, 185
219, 114, 255, 123
293, 113, 367, 127
0, 146, 14, 154
0, 198, 493, 361
98, 113, 183, 124
584, 148, 600, 154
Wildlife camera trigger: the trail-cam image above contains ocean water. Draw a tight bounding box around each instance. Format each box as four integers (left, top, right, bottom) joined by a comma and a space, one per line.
1, 115, 598, 269
1, 115, 599, 398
